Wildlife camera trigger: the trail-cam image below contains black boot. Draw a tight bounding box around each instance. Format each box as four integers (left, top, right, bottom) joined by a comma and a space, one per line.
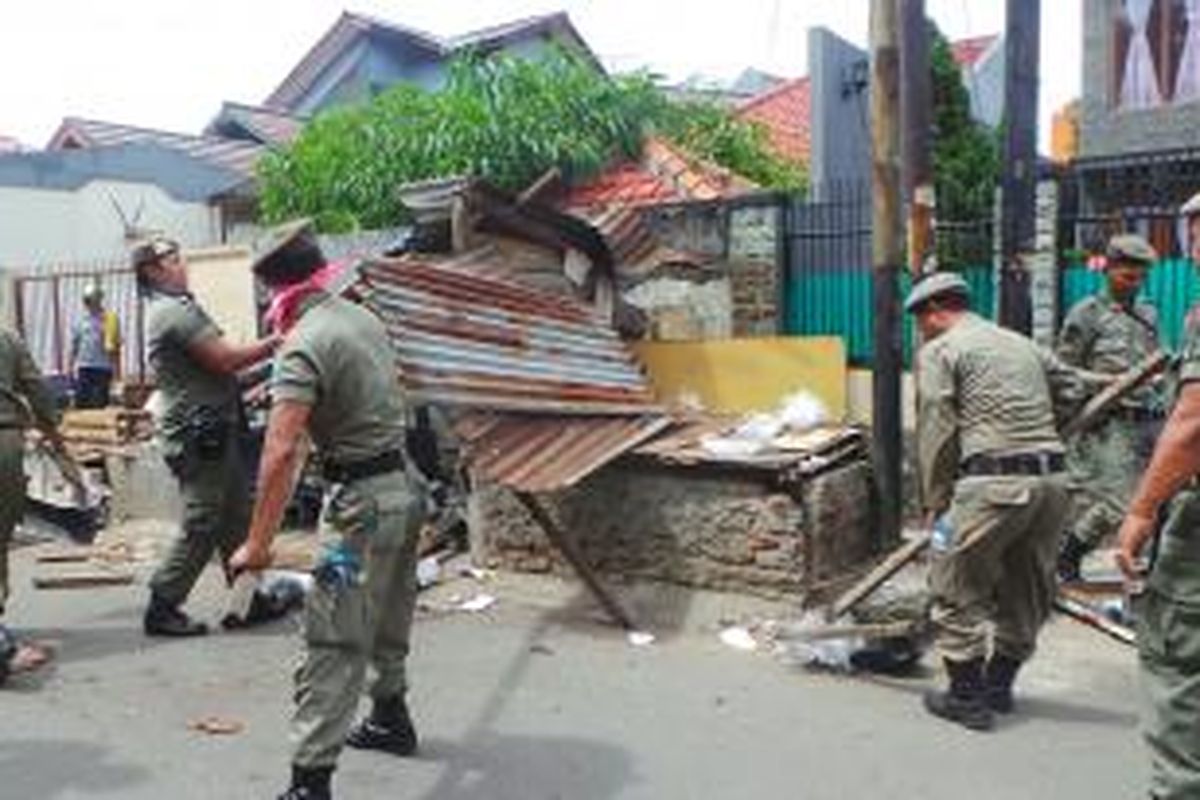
345, 695, 418, 756
984, 654, 1023, 714
143, 596, 208, 638
277, 765, 332, 800
1057, 534, 1090, 583
923, 657, 994, 731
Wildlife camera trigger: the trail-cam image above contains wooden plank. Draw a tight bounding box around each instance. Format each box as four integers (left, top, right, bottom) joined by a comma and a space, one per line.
829, 531, 932, 620
515, 492, 639, 631
1062, 351, 1170, 439
778, 619, 918, 642
33, 572, 135, 590
1054, 593, 1135, 646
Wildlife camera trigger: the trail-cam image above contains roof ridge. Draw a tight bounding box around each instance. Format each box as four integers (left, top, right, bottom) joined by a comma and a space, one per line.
60, 116, 263, 150
220, 100, 309, 119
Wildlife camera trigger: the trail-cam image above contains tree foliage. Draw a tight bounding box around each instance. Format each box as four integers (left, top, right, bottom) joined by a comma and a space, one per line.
929, 23, 1000, 223
258, 50, 806, 231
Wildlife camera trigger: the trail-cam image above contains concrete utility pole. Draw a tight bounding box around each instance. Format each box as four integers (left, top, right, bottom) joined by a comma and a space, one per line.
900, 0, 934, 276
870, 0, 904, 549
999, 0, 1040, 333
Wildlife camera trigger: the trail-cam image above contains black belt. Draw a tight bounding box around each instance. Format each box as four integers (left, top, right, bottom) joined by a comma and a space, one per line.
323, 450, 405, 483
1109, 407, 1164, 423
960, 452, 1065, 477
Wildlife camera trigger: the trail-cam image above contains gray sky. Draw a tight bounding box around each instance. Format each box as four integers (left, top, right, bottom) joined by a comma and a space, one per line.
0, 1, 1079, 151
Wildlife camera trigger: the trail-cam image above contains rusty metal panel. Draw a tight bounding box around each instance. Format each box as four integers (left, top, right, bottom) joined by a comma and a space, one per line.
357, 258, 660, 415
458, 414, 672, 492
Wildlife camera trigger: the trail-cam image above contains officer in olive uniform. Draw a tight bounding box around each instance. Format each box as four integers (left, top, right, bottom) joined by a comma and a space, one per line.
908, 272, 1083, 731
1057, 234, 1164, 581
230, 221, 422, 800
134, 238, 280, 636
0, 326, 63, 683
1117, 192, 1200, 800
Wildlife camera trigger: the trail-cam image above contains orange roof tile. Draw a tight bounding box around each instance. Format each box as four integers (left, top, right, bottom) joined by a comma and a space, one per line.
562, 137, 753, 212
734, 77, 811, 164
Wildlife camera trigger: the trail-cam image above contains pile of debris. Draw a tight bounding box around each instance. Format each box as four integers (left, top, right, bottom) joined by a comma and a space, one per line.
57, 408, 154, 461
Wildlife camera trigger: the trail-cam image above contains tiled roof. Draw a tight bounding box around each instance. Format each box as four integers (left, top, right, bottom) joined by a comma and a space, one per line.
206, 102, 306, 146
951, 35, 999, 68
563, 137, 755, 212
47, 117, 263, 179
734, 77, 811, 164
265, 11, 601, 111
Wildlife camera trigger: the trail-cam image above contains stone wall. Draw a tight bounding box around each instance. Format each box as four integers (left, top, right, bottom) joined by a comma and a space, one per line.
638, 196, 783, 340
471, 458, 874, 600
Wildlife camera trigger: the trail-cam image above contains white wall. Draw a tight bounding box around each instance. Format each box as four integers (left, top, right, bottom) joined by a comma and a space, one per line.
0, 179, 221, 270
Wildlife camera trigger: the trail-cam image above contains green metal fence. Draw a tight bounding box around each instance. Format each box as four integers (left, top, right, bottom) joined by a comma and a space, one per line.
1060, 258, 1199, 351
784, 264, 995, 365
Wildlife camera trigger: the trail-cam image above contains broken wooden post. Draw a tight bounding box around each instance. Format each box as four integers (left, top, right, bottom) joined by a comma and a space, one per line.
514, 492, 639, 631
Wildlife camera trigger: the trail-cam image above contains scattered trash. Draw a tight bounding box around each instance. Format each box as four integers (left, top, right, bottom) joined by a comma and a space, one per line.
529, 643, 555, 656
188, 716, 245, 736
416, 556, 441, 589
777, 611, 861, 671
460, 566, 493, 581
627, 631, 656, 647
458, 593, 497, 613
719, 626, 758, 652
700, 392, 831, 458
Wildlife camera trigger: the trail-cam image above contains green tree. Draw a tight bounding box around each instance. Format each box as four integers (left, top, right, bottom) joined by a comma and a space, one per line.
258, 50, 805, 231
929, 22, 1000, 268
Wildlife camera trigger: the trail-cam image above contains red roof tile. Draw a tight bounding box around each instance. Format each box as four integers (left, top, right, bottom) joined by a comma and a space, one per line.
734, 77, 811, 164
562, 137, 753, 212
950, 35, 999, 68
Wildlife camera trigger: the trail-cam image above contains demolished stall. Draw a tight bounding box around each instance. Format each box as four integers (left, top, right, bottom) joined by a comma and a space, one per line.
345, 254, 877, 620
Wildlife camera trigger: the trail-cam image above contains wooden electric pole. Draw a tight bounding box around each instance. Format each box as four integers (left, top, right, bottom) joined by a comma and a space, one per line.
999, 0, 1040, 333
871, 0, 904, 549
900, 0, 934, 275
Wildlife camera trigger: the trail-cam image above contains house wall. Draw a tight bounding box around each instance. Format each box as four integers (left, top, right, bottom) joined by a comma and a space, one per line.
967, 41, 1005, 129
808, 27, 871, 193
1080, 0, 1200, 157
0, 179, 220, 269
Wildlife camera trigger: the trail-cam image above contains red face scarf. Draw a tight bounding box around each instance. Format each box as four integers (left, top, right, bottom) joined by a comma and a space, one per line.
264, 261, 346, 334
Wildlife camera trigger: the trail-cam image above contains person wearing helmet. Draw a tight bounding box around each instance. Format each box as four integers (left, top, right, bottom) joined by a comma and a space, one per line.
907, 272, 1092, 731
1056, 233, 1164, 581
70, 283, 120, 408
1117, 192, 1200, 799
132, 237, 281, 637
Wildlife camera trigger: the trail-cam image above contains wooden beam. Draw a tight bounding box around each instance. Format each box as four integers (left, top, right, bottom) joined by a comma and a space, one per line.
830, 530, 932, 620
1062, 351, 1170, 439
514, 492, 639, 631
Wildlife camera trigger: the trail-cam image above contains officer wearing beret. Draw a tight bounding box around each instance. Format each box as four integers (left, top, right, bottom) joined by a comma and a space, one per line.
908, 272, 1090, 731
133, 237, 281, 636
230, 221, 423, 800
1056, 233, 1164, 581
1117, 194, 1200, 799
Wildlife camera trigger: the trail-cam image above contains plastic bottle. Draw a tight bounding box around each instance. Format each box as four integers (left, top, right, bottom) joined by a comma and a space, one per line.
931, 514, 955, 552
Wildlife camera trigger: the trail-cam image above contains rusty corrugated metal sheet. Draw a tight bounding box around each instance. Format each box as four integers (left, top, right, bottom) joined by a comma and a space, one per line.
357, 258, 659, 415
457, 413, 672, 492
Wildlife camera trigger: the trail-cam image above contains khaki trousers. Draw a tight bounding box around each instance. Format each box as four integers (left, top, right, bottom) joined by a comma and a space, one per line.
291, 470, 422, 769
930, 474, 1070, 663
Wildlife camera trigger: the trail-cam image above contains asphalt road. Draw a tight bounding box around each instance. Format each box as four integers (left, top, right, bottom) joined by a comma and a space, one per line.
0, 537, 1146, 800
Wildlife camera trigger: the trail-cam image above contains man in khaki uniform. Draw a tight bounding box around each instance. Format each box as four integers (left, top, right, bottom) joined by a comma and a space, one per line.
1117, 192, 1200, 799
0, 326, 63, 683
134, 238, 280, 636
231, 221, 422, 800
1057, 234, 1164, 580
908, 273, 1076, 731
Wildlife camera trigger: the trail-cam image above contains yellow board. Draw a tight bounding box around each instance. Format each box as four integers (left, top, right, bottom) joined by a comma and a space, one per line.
632, 337, 847, 418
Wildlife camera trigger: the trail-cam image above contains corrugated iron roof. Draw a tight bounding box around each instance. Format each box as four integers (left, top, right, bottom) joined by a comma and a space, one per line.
457, 413, 672, 492
355, 257, 659, 415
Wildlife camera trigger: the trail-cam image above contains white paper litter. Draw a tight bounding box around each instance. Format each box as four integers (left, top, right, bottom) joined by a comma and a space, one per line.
458, 593, 497, 612
699, 391, 832, 458
627, 631, 656, 647
416, 556, 441, 588
719, 626, 758, 651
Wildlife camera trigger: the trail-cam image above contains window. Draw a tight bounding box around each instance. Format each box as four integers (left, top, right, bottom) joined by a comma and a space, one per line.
1111, 0, 1199, 108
